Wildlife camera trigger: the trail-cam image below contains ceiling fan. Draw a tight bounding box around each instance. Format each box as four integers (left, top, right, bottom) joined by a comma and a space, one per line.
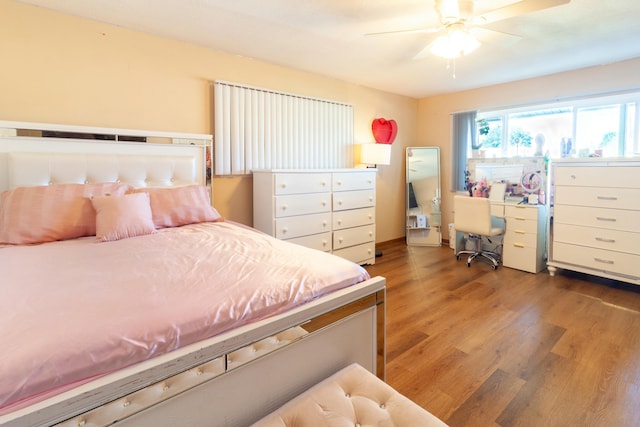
367, 0, 571, 60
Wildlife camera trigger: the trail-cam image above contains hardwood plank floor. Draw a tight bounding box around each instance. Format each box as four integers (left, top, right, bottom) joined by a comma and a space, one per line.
364, 240, 640, 427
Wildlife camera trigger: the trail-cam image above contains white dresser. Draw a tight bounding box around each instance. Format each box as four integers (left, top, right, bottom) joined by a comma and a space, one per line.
547, 158, 640, 285
253, 169, 376, 265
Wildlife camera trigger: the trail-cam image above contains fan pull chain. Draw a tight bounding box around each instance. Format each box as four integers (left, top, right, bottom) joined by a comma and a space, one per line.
445, 58, 457, 79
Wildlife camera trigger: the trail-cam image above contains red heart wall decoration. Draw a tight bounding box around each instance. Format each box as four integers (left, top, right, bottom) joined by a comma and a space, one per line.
371, 118, 398, 144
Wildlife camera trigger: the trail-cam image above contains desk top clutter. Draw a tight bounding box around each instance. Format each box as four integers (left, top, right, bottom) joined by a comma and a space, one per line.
465, 168, 546, 205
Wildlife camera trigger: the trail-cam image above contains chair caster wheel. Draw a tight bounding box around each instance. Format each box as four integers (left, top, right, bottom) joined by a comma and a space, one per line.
492, 265, 498, 270
466, 262, 471, 267
456, 255, 461, 260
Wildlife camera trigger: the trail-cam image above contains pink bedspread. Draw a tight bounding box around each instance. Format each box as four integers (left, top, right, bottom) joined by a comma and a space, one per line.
0, 222, 370, 413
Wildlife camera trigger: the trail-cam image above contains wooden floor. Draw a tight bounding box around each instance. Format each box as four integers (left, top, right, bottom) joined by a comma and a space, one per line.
364, 239, 640, 427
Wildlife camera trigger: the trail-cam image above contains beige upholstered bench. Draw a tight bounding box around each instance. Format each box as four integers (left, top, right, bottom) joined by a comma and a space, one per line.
251, 363, 448, 426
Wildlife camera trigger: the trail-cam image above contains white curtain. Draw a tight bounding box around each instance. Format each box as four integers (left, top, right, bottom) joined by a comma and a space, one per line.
214, 81, 354, 175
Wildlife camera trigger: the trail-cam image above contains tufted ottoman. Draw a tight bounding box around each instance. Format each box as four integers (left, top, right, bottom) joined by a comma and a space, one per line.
251, 363, 448, 426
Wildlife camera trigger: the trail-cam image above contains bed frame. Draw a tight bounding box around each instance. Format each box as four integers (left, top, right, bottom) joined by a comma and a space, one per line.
0, 122, 386, 427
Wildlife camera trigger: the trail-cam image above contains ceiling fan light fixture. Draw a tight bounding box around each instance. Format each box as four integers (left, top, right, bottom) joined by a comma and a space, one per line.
430, 26, 480, 59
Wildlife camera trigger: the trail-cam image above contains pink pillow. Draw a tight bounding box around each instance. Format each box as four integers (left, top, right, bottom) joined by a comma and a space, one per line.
91, 193, 156, 242
134, 185, 223, 228
0, 182, 132, 245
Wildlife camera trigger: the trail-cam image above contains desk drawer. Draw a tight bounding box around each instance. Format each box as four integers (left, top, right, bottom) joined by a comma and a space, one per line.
333, 207, 375, 230
553, 223, 639, 255
555, 186, 640, 210
504, 229, 538, 249
503, 245, 540, 273
333, 224, 375, 249
553, 242, 640, 278
554, 205, 640, 232
275, 212, 331, 239
274, 193, 330, 217
505, 217, 538, 234
504, 205, 539, 221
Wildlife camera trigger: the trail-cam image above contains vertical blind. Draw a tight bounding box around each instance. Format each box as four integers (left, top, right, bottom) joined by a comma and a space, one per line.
214, 81, 354, 175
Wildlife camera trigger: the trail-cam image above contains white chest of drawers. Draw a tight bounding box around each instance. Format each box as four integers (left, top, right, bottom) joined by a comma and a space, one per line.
253, 169, 376, 265
547, 159, 640, 285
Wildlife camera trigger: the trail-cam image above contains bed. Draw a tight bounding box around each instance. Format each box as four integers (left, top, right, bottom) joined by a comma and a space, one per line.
0, 122, 386, 427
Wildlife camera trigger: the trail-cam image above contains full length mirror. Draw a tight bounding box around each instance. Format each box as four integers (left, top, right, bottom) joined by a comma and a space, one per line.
406, 147, 441, 246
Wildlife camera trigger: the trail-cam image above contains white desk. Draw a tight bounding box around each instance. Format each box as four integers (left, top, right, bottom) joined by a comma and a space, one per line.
455, 201, 547, 273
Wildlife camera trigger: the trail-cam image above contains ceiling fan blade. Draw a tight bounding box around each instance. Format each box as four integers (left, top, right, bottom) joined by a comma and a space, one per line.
477, 0, 571, 25
365, 27, 439, 37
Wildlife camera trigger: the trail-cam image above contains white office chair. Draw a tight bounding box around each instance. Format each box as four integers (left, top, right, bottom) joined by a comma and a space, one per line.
454, 195, 505, 270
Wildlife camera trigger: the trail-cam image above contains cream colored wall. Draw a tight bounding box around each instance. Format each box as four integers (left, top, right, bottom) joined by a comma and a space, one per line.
418, 57, 640, 234
0, 0, 416, 243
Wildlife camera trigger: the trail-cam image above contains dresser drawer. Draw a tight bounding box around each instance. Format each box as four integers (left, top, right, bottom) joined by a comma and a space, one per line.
274, 193, 330, 217
275, 212, 331, 239
554, 186, 640, 210
333, 242, 375, 265
553, 242, 640, 278
553, 165, 640, 188
554, 205, 640, 232
503, 245, 541, 273
285, 232, 332, 252
504, 205, 539, 221
333, 189, 375, 211
274, 173, 331, 195
333, 224, 375, 250
333, 207, 375, 230
553, 223, 639, 255
332, 171, 376, 192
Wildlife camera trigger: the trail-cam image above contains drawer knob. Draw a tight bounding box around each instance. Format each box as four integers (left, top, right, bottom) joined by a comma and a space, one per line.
281, 183, 287, 188
322, 221, 328, 227
281, 205, 287, 211
321, 181, 327, 186
369, 197, 374, 202
337, 219, 342, 224
336, 181, 342, 186
570, 174, 576, 179
282, 227, 288, 234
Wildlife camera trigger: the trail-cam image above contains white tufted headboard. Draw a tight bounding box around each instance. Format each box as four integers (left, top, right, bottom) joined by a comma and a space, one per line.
0, 137, 207, 193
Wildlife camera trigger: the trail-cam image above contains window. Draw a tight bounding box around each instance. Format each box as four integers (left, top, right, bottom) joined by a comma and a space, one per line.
474, 92, 640, 159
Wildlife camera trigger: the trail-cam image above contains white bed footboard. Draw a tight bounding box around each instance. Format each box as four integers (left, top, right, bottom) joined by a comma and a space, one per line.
2, 277, 385, 427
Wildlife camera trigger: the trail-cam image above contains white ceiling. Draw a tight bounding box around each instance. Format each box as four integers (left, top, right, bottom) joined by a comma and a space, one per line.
18, 0, 640, 98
